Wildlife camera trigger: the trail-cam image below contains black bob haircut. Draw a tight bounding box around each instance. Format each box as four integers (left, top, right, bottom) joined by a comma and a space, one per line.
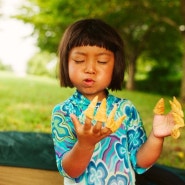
58, 18, 126, 91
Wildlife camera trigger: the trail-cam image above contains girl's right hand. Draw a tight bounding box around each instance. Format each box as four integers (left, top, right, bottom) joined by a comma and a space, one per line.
70, 114, 112, 148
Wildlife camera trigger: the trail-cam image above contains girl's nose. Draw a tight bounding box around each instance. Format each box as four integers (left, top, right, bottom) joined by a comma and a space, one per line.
84, 61, 96, 74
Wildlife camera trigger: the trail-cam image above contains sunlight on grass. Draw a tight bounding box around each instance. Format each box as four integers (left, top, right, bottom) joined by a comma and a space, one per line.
0, 71, 184, 169
0, 72, 74, 132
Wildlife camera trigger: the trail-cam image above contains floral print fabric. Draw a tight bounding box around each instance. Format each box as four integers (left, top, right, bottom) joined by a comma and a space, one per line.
51, 90, 147, 185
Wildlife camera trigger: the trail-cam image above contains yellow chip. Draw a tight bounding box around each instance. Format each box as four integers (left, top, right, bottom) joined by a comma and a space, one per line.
106, 104, 126, 132
153, 98, 165, 115
169, 98, 184, 118
84, 97, 126, 133
111, 115, 126, 132
169, 96, 184, 139
94, 98, 107, 123
171, 127, 180, 139
173, 96, 182, 109
84, 96, 98, 119
172, 112, 185, 127
106, 105, 117, 128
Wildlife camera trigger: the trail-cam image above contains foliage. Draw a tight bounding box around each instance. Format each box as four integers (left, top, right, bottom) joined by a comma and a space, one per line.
15, 0, 183, 58
15, 0, 184, 90
0, 61, 12, 71
27, 51, 57, 78
0, 71, 184, 169
135, 63, 182, 96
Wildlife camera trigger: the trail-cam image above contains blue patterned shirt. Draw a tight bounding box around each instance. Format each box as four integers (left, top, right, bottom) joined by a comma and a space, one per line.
51, 90, 147, 185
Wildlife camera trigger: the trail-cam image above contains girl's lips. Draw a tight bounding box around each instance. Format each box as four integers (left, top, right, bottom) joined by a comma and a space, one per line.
83, 78, 95, 86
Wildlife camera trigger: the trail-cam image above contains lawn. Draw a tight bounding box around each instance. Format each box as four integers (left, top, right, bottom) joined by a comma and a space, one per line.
0, 71, 184, 169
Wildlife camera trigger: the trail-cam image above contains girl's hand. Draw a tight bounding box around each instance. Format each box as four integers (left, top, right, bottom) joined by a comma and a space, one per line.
152, 112, 174, 138
70, 114, 112, 148
153, 97, 184, 139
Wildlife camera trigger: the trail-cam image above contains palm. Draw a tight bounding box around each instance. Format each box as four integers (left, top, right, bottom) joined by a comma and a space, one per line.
153, 113, 174, 137
70, 114, 112, 147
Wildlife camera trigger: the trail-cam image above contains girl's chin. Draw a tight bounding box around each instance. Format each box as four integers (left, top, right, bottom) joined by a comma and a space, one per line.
79, 89, 107, 99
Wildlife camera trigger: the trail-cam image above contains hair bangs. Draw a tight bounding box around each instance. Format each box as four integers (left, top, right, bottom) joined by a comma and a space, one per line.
68, 27, 117, 52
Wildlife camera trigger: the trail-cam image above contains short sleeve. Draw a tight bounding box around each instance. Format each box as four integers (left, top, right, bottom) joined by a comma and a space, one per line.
51, 104, 77, 178
124, 101, 149, 174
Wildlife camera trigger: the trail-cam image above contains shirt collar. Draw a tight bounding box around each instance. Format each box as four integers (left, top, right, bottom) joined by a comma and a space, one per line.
73, 89, 109, 105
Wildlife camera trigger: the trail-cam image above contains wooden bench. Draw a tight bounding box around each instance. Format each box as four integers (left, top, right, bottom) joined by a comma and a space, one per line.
0, 166, 63, 185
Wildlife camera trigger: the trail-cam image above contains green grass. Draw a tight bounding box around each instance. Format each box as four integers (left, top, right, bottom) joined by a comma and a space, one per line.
0, 71, 184, 169
0, 71, 75, 132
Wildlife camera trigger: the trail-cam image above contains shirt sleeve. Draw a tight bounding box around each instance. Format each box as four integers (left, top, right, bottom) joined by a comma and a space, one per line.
51, 104, 77, 178
124, 101, 149, 174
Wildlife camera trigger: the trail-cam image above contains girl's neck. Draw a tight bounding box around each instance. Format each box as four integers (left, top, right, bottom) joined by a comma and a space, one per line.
83, 89, 108, 101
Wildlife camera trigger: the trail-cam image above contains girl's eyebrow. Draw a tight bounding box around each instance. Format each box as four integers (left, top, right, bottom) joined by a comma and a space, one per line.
97, 52, 112, 56
73, 51, 85, 55
73, 51, 112, 56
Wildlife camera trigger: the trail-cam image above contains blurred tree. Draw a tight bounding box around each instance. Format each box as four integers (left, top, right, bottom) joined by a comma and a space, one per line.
15, 0, 184, 98
103, 1, 182, 91
27, 51, 57, 77
180, 0, 185, 102
0, 61, 12, 71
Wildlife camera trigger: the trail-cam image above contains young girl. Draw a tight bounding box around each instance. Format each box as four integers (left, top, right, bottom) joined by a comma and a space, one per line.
51, 18, 175, 185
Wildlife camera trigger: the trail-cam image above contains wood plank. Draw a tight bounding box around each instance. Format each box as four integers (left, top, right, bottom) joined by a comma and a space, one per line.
0, 166, 64, 185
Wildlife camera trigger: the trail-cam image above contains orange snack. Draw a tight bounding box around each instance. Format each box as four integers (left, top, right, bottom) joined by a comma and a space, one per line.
169, 97, 184, 139
153, 98, 165, 115
84, 96, 98, 119
84, 96, 126, 132
154, 97, 184, 139
106, 104, 126, 132
94, 98, 107, 123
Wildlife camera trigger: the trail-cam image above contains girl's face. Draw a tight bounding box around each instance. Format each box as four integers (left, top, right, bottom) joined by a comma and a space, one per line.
68, 45, 114, 100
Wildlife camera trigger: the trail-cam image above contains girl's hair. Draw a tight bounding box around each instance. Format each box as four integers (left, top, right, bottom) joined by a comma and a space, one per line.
58, 18, 126, 91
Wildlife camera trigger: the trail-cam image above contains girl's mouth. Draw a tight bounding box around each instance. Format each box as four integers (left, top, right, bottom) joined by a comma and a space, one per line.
83, 78, 95, 86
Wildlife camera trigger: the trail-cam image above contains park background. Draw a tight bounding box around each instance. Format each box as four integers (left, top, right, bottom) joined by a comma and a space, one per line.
0, 0, 185, 171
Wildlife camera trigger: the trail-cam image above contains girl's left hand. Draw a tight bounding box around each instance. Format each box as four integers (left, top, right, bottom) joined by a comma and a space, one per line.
152, 112, 175, 138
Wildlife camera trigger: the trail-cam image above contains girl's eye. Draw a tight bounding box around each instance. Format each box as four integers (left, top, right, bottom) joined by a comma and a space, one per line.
74, 60, 84, 63
98, 61, 107, 64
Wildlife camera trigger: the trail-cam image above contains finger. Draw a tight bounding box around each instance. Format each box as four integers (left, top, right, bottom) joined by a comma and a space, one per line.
70, 114, 81, 130
84, 117, 92, 130
101, 127, 112, 135
93, 121, 102, 133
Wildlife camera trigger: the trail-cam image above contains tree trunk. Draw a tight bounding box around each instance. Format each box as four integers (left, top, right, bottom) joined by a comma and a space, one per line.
180, 0, 185, 103
126, 56, 137, 90
180, 34, 185, 103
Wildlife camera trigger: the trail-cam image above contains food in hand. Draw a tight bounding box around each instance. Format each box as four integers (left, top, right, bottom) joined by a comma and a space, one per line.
106, 105, 126, 132
171, 125, 181, 139
84, 96, 126, 132
169, 97, 184, 118
153, 98, 165, 115
111, 114, 126, 132
84, 96, 98, 119
106, 105, 117, 129
171, 112, 184, 127
154, 96, 184, 139
94, 98, 107, 123
169, 97, 184, 139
